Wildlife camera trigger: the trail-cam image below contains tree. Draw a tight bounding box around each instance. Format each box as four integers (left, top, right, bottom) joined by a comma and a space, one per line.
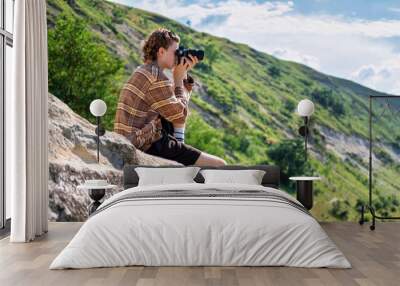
48, 13, 124, 129
185, 113, 226, 158
204, 41, 219, 69
268, 65, 280, 78
266, 139, 314, 186
329, 199, 349, 220
284, 99, 296, 112
112, 7, 127, 24
310, 87, 346, 116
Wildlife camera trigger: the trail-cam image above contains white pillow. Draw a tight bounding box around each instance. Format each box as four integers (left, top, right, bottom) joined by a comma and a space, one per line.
200, 169, 266, 185
135, 167, 201, 186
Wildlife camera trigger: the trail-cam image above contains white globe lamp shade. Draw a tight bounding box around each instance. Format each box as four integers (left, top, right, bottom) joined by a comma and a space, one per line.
90, 99, 107, 117
297, 99, 314, 117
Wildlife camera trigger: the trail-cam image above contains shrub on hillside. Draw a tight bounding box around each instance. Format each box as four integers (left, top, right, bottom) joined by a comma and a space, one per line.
329, 198, 349, 220
185, 113, 226, 158
48, 13, 124, 130
310, 87, 346, 116
266, 139, 314, 186
268, 65, 281, 78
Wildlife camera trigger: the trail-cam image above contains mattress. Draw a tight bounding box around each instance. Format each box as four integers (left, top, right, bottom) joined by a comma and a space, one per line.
49, 183, 351, 269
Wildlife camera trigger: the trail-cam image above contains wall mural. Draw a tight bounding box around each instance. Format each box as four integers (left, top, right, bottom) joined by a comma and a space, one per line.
46, 0, 400, 222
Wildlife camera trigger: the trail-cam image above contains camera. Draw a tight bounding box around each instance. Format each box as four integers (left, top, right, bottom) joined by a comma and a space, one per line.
175, 46, 205, 64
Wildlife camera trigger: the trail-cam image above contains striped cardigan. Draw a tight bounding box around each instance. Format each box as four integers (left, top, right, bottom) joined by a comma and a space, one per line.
114, 61, 193, 151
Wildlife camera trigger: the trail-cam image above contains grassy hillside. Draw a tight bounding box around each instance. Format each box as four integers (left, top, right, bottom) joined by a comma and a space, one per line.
46, 0, 400, 221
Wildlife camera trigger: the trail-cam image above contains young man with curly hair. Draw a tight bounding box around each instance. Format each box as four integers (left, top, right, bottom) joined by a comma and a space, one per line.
114, 28, 227, 166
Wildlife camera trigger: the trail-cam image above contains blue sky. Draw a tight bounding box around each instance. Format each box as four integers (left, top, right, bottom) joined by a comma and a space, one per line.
111, 0, 400, 95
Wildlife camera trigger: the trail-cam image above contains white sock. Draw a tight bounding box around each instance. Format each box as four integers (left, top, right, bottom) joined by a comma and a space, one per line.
174, 127, 185, 143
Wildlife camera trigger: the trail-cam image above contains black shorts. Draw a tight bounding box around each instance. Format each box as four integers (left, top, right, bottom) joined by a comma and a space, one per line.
145, 131, 202, 166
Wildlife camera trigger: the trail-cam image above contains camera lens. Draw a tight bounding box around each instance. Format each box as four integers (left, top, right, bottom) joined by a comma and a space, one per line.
175, 46, 205, 63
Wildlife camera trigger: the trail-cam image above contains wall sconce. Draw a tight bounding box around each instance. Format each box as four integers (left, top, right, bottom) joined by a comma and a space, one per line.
90, 99, 107, 163
297, 99, 315, 162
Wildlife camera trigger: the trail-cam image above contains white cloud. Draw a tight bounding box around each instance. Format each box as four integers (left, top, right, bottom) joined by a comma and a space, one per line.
351, 58, 400, 95
389, 7, 400, 13
271, 48, 321, 70
112, 0, 400, 94
117, 0, 400, 38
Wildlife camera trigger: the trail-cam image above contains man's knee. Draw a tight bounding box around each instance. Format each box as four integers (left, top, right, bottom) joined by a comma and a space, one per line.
214, 157, 227, 166
194, 152, 227, 166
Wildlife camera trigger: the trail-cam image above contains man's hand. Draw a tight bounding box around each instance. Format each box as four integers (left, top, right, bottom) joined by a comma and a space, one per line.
173, 55, 199, 85
173, 57, 188, 85
185, 54, 199, 72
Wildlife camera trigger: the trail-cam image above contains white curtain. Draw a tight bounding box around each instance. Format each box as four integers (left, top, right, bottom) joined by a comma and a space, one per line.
7, 0, 49, 242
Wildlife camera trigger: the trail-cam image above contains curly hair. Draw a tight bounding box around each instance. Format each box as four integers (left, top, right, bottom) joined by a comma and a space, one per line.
141, 28, 180, 62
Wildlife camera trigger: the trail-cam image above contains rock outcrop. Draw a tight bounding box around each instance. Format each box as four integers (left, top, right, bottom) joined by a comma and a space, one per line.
48, 93, 181, 221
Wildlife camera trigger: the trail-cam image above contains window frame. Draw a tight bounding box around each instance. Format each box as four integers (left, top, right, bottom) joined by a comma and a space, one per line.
1, 0, 14, 233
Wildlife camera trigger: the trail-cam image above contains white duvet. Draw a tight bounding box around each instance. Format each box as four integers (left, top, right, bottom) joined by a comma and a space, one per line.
49, 183, 351, 269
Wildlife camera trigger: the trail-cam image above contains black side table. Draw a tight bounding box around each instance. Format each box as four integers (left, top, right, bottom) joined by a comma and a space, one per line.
77, 184, 116, 215
289, 176, 321, 210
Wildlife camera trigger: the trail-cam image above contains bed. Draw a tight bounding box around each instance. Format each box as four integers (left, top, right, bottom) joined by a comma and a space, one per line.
49, 165, 351, 269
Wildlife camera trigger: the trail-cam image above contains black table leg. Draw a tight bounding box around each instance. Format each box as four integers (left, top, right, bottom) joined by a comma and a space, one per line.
88, 188, 105, 215
296, 181, 313, 210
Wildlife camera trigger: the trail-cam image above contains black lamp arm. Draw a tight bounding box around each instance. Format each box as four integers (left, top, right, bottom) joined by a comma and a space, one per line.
297, 116, 310, 162
94, 116, 106, 163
